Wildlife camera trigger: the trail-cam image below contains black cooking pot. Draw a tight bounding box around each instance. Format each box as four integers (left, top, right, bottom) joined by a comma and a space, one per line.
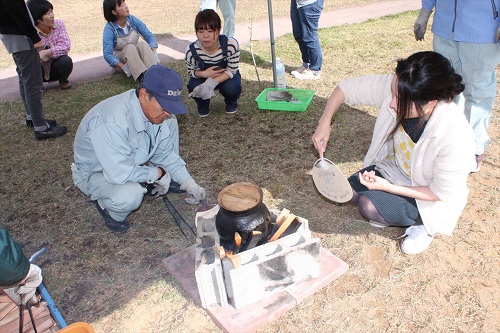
215, 183, 271, 252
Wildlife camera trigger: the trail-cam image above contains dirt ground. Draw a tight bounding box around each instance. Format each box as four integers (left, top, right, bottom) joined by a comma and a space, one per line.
0, 5, 498, 333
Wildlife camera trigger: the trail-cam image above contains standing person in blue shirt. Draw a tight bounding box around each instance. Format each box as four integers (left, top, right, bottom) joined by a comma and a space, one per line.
185, 9, 241, 117
102, 0, 160, 82
290, 0, 324, 80
414, 0, 500, 172
72, 66, 206, 233
200, 0, 236, 37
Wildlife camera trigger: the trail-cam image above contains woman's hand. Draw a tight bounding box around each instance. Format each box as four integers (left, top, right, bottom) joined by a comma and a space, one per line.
202, 66, 225, 79
311, 87, 346, 158
358, 170, 392, 191
311, 122, 331, 157
39, 49, 52, 62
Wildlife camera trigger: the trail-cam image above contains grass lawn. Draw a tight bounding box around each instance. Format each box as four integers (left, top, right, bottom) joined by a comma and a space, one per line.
0, 0, 383, 70
1, 4, 499, 333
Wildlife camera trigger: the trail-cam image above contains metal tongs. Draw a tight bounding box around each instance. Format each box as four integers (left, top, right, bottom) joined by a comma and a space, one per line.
162, 196, 196, 240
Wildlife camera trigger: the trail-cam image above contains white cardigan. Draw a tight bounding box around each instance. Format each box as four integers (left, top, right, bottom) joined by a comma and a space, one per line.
338, 74, 476, 235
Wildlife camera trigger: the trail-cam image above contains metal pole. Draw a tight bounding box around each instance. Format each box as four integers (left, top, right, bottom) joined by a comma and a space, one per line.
267, 0, 277, 88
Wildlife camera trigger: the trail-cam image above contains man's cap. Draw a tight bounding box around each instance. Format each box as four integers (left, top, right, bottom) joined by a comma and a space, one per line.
141, 65, 188, 115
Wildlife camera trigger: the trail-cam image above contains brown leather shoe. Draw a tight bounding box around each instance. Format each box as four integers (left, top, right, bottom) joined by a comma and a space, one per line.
60, 82, 72, 90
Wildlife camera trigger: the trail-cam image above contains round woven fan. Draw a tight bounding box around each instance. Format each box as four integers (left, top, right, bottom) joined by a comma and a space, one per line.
311, 158, 353, 203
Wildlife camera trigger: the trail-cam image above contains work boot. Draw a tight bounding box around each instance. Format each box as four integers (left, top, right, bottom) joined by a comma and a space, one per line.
95, 201, 130, 232
26, 119, 57, 128
35, 124, 67, 140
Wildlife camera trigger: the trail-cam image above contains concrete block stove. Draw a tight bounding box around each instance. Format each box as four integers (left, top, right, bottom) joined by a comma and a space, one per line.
163, 204, 349, 333
195, 205, 321, 309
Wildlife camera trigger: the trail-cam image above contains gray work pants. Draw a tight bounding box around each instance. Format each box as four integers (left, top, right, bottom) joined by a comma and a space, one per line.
12, 45, 48, 131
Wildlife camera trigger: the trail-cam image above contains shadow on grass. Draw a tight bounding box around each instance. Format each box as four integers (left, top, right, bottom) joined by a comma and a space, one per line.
0, 57, 381, 325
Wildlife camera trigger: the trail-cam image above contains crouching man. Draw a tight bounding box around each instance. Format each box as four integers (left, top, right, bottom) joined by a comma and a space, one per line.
72, 65, 205, 232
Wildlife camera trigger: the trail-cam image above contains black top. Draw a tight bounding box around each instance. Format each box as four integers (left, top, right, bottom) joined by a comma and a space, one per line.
0, 0, 41, 43
401, 117, 428, 143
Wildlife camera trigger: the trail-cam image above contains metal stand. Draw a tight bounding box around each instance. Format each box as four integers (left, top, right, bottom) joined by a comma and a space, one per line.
267, 0, 277, 88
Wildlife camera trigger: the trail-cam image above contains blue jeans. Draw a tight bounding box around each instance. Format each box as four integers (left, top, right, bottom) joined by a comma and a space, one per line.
200, 0, 236, 37
290, 0, 324, 72
187, 72, 242, 114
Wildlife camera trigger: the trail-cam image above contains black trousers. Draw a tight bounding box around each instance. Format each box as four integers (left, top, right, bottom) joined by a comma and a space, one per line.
42, 55, 73, 84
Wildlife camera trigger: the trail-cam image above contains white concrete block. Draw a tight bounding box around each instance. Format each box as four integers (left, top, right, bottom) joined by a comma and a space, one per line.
194, 206, 321, 309
194, 206, 227, 308
222, 229, 321, 309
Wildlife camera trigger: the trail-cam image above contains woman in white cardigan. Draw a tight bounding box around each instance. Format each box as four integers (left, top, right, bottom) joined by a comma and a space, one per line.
312, 51, 476, 255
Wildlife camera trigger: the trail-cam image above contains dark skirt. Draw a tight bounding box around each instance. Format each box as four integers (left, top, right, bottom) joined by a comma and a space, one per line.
348, 165, 422, 227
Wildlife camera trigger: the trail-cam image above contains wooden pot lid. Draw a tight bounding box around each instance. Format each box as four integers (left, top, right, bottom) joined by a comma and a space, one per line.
217, 182, 263, 212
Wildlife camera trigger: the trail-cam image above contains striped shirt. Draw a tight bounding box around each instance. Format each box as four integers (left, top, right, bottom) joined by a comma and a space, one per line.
184, 36, 240, 79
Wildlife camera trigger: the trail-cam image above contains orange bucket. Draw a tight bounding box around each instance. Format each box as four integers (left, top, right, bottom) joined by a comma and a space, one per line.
57, 322, 95, 333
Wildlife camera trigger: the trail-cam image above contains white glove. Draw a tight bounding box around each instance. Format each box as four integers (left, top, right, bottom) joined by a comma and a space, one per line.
180, 179, 206, 204
414, 8, 432, 41
3, 264, 42, 305
188, 77, 218, 100
151, 167, 171, 197
122, 63, 132, 77
153, 50, 161, 64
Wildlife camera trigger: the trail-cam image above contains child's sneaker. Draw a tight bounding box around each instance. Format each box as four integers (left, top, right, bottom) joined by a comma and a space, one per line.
400, 225, 435, 255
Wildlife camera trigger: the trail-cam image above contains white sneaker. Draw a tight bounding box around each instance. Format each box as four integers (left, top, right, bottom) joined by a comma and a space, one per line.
400, 225, 435, 255
292, 68, 321, 80
291, 66, 307, 76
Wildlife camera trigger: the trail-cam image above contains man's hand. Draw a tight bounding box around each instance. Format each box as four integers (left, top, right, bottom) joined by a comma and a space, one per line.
414, 8, 432, 41
151, 167, 171, 197
188, 77, 218, 100
180, 179, 206, 204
